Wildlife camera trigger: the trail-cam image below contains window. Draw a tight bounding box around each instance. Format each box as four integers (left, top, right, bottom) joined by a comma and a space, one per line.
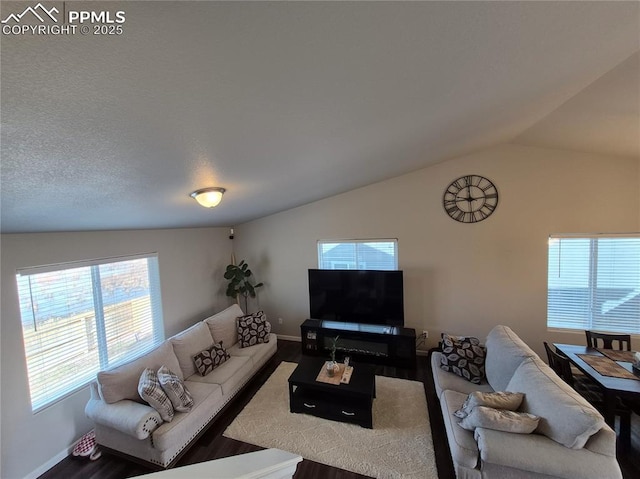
16, 253, 164, 412
317, 239, 398, 270
547, 235, 640, 334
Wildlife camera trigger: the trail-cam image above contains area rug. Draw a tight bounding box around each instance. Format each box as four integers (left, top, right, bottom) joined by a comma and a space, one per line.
224, 362, 437, 479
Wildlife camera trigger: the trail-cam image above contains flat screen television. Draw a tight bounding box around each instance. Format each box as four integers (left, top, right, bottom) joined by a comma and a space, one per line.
308, 269, 404, 326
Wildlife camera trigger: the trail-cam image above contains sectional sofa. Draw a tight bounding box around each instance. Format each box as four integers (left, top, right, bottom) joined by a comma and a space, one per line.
431, 325, 621, 479
85, 304, 277, 468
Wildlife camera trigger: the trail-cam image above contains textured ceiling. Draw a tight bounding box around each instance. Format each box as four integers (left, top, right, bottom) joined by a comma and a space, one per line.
2, 1, 639, 233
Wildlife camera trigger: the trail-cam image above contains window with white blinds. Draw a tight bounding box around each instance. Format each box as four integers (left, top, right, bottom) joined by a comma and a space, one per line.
16, 253, 164, 412
317, 239, 398, 270
547, 235, 640, 334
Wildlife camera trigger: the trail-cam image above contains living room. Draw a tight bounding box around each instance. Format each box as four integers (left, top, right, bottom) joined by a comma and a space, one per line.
1, 2, 639, 479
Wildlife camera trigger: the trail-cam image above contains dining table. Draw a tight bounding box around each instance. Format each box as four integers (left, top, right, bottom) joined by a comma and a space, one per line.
553, 343, 640, 428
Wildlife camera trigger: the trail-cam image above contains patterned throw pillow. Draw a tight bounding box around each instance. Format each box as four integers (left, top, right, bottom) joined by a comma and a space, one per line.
138, 368, 174, 422
237, 311, 271, 348
193, 342, 230, 376
157, 365, 194, 413
440, 333, 486, 384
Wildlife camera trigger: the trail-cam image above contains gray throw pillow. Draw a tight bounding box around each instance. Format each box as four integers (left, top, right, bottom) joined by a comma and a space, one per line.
454, 391, 525, 419
458, 406, 540, 434
237, 311, 271, 348
138, 368, 174, 422
193, 342, 230, 376
440, 333, 486, 384
157, 365, 194, 413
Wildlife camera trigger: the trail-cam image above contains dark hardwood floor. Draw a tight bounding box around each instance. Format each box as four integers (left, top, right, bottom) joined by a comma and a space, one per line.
39, 340, 640, 479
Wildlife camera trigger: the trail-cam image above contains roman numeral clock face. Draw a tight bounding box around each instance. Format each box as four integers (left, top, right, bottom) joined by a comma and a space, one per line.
443, 175, 498, 223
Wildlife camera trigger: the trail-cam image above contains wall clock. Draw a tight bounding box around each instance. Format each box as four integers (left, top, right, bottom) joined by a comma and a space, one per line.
443, 175, 498, 223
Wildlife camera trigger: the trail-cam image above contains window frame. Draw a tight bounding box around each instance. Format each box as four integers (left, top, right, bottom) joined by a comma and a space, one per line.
16, 252, 165, 413
547, 233, 640, 335
317, 239, 399, 270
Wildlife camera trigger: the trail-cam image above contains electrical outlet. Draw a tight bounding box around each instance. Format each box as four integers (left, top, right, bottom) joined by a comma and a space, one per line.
422, 330, 428, 339
278, 317, 283, 325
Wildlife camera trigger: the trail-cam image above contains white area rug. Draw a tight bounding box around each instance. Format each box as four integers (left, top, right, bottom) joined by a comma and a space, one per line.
224, 362, 437, 479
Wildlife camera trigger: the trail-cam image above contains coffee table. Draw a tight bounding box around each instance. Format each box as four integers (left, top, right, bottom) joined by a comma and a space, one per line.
288, 356, 376, 428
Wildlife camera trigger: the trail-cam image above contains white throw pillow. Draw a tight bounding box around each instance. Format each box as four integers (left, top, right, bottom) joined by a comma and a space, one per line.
138, 368, 174, 422
458, 405, 539, 434
157, 365, 194, 413
454, 391, 524, 419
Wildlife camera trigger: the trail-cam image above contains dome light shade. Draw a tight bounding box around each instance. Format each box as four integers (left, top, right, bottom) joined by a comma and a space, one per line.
190, 187, 226, 208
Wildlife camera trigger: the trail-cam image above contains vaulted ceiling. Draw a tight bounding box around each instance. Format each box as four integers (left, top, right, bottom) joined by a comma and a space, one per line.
2, 1, 639, 233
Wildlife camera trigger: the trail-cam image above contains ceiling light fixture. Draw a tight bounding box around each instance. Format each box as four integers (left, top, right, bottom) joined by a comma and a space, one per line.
190, 187, 226, 208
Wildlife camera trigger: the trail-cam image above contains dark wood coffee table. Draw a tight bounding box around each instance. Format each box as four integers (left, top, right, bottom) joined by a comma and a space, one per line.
288, 356, 376, 428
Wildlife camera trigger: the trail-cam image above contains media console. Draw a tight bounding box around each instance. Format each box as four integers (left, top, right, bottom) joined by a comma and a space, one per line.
300, 319, 416, 368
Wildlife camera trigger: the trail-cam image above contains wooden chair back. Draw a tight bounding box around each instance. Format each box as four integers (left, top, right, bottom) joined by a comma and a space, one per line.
543, 341, 574, 387
585, 330, 631, 351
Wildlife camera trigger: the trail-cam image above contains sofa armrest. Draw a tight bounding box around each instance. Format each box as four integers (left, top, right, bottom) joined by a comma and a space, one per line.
583, 423, 617, 457
85, 392, 162, 440
474, 428, 622, 479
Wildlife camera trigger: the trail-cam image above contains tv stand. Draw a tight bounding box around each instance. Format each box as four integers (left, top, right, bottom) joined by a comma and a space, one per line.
300, 319, 416, 368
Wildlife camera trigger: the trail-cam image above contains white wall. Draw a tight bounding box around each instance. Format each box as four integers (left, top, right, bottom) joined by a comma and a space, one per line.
0, 228, 233, 479
234, 144, 640, 355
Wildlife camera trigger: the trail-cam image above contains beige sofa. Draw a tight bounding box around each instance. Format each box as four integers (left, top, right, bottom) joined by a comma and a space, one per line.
85, 304, 277, 468
431, 325, 622, 479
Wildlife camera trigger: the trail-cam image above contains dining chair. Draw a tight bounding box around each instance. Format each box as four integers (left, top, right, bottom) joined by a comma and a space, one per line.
585, 331, 631, 351
543, 342, 631, 447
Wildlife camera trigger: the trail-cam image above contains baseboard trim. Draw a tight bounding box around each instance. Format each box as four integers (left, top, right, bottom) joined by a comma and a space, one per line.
24, 445, 73, 479
276, 334, 301, 342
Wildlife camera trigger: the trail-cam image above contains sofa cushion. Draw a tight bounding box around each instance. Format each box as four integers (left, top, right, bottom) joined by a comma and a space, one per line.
138, 368, 174, 422
97, 341, 182, 404
454, 391, 524, 419
228, 333, 277, 367
440, 334, 486, 384
205, 304, 244, 348
431, 352, 493, 399
485, 325, 537, 391
170, 322, 215, 378
237, 311, 271, 348
506, 357, 605, 449
187, 355, 253, 396
193, 342, 230, 376
157, 365, 193, 413
152, 381, 224, 452
458, 406, 539, 434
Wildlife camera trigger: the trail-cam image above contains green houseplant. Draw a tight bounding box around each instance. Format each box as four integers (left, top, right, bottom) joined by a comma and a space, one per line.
224, 260, 264, 312
327, 335, 340, 377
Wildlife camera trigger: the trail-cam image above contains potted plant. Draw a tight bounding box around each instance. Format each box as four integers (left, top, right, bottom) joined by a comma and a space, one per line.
224, 260, 264, 312
327, 335, 340, 377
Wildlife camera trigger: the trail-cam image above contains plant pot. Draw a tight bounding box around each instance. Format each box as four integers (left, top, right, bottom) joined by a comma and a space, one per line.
326, 361, 339, 377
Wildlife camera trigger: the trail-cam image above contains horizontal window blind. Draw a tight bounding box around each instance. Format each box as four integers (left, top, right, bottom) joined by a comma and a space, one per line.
16, 254, 164, 412
547, 235, 640, 334
318, 239, 398, 270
